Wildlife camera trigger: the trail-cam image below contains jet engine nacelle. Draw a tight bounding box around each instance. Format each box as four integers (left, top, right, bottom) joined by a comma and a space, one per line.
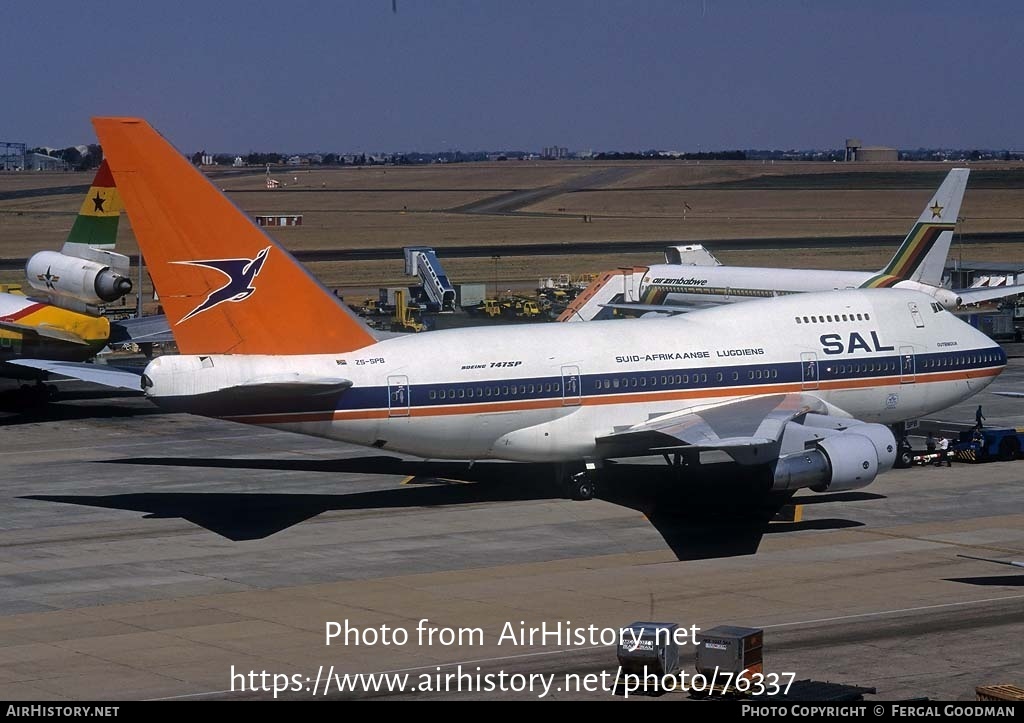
770, 423, 896, 493
930, 287, 963, 310
26, 250, 132, 309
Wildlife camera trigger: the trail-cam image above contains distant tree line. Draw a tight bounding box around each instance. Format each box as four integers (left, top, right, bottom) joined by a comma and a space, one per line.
184, 149, 541, 167
243, 152, 284, 165
899, 148, 1022, 162
593, 151, 747, 161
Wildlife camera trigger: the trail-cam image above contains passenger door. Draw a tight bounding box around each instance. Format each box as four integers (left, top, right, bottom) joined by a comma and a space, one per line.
801, 352, 818, 390
387, 374, 410, 417
900, 347, 915, 384
561, 365, 581, 406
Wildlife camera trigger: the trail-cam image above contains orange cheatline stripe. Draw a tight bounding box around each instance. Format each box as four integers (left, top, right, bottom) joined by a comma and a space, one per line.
223, 365, 1003, 427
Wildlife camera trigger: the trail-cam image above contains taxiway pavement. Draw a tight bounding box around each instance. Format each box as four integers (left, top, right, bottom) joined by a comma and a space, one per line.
1, 362, 1023, 700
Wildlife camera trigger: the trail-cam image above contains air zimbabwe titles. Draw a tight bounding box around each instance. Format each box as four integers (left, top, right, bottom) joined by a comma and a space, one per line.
615, 351, 710, 363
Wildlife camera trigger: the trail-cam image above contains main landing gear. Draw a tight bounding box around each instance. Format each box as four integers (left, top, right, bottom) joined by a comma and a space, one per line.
557, 461, 602, 501
893, 421, 914, 468
567, 471, 596, 501
16, 381, 58, 405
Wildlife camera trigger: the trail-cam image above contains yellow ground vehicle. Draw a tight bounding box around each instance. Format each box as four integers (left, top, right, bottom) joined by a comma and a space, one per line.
481, 299, 502, 317
360, 298, 382, 315
516, 300, 542, 318
391, 290, 426, 332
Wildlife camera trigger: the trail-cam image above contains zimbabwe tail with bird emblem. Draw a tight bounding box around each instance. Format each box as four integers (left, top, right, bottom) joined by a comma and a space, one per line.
860, 168, 969, 289
92, 117, 377, 356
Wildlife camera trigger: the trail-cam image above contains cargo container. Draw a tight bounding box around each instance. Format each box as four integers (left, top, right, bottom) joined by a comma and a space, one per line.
616, 622, 680, 677
695, 626, 764, 682
456, 283, 487, 309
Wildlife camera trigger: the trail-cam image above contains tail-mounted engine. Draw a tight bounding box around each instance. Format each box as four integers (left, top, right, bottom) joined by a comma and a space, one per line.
26, 249, 132, 313
929, 287, 963, 310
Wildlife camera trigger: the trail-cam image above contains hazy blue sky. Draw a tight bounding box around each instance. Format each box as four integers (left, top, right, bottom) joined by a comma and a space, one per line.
7, 1, 1022, 153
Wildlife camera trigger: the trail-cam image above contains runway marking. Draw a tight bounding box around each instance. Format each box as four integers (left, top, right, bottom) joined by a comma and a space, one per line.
148, 593, 1024, 700
759, 593, 1024, 629
855, 527, 1024, 558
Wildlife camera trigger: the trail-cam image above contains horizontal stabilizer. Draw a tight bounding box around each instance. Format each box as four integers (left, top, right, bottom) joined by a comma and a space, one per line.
108, 315, 175, 344
0, 320, 88, 345
7, 359, 143, 390
953, 283, 1024, 307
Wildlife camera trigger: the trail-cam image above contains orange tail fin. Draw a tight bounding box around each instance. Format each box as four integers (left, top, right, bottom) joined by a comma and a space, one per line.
92, 117, 376, 355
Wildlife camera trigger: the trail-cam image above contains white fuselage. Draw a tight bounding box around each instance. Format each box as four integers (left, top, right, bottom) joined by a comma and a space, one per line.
143, 290, 1004, 462
639, 265, 954, 305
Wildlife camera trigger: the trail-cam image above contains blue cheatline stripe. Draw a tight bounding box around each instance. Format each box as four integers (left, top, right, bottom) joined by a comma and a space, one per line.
218, 345, 1006, 419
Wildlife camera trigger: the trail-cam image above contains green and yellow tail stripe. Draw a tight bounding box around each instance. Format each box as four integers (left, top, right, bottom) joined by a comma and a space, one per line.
642, 287, 669, 304
860, 222, 953, 288
65, 160, 121, 248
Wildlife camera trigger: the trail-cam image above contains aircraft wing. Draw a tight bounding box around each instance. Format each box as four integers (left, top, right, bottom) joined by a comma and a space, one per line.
595, 392, 869, 465
7, 361, 352, 398
599, 302, 704, 315
0, 320, 89, 345
953, 283, 1024, 307
6, 359, 144, 390
108, 315, 175, 344
992, 392, 1024, 398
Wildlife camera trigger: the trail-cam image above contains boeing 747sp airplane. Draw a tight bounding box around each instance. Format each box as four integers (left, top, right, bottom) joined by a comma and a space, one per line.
27, 118, 1006, 502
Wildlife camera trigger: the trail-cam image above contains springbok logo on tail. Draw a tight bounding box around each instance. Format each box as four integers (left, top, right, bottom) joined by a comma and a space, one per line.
174, 246, 271, 323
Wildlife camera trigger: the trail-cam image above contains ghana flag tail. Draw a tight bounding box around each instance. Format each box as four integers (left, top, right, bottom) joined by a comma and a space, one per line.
860, 168, 969, 289
61, 160, 121, 255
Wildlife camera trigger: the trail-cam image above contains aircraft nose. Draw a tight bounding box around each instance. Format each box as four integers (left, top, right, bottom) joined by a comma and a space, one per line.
969, 324, 1008, 372
141, 357, 165, 396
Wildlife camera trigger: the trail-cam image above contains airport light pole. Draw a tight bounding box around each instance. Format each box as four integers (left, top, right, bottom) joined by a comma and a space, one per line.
957, 216, 965, 271
492, 255, 500, 299
137, 254, 144, 317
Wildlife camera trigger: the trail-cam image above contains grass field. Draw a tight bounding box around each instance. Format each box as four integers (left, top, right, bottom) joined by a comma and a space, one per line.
2, 161, 1022, 304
